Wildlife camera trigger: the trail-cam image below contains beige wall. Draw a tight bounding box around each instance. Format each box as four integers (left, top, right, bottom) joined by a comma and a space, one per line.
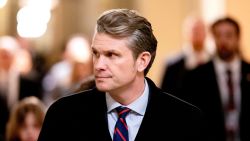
135, 0, 202, 86
0, 7, 7, 35
226, 0, 250, 62
0, 0, 14, 35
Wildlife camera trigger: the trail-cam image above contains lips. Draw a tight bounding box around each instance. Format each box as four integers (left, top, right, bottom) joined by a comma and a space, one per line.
95, 75, 111, 79
95, 76, 111, 82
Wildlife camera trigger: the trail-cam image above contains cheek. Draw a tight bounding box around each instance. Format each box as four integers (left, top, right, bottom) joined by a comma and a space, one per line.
115, 59, 136, 73
33, 128, 41, 137
19, 129, 27, 140
118, 64, 137, 82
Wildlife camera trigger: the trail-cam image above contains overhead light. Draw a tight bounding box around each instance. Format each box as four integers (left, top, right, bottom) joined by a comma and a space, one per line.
0, 0, 7, 8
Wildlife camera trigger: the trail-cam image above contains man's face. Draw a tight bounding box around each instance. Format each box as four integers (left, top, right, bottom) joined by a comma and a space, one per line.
213, 23, 239, 61
0, 48, 13, 70
91, 33, 139, 93
190, 20, 206, 51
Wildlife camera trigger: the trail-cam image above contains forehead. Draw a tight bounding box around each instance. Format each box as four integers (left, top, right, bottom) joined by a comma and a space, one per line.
192, 20, 205, 30
214, 22, 237, 33
91, 33, 130, 51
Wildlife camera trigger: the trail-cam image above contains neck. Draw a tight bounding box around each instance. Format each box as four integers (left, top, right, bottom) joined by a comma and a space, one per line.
109, 76, 145, 106
220, 54, 238, 63
193, 44, 204, 53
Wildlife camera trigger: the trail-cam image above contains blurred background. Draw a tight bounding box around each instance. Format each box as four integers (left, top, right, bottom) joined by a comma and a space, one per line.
0, 0, 250, 86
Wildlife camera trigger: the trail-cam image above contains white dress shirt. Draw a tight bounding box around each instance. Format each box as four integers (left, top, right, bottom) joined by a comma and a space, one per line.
183, 43, 212, 70
106, 79, 149, 141
213, 56, 241, 140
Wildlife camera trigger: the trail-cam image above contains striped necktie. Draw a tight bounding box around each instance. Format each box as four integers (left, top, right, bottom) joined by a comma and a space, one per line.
226, 69, 235, 111
113, 106, 131, 141
226, 69, 236, 141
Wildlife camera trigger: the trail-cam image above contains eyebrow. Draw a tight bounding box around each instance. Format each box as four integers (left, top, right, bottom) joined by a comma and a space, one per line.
92, 47, 120, 54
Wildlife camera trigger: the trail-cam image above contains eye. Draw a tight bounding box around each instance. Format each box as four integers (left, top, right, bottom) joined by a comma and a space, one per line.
92, 49, 99, 57
106, 51, 119, 58
107, 52, 114, 57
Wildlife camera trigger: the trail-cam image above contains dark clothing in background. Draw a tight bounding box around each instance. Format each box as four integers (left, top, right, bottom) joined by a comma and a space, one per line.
19, 75, 43, 100
0, 95, 9, 140
181, 60, 250, 141
161, 55, 187, 96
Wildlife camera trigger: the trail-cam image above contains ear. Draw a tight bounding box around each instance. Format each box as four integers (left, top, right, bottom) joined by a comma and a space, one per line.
136, 51, 151, 72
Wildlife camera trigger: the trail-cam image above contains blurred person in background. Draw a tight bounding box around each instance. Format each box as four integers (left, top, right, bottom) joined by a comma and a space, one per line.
16, 36, 46, 100
0, 36, 42, 138
6, 96, 45, 141
0, 36, 42, 108
42, 34, 93, 107
161, 16, 213, 96
182, 17, 250, 141
15, 46, 43, 101
0, 36, 22, 109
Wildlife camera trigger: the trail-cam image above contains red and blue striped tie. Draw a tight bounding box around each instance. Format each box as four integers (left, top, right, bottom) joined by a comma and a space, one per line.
113, 106, 131, 141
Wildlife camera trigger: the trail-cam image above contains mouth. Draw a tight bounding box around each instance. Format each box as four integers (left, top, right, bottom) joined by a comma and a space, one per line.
95, 75, 111, 79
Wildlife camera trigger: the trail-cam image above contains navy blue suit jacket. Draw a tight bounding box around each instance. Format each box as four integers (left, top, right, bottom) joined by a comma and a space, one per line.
38, 77, 205, 141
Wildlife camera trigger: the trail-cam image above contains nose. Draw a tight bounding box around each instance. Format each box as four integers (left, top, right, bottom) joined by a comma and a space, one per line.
94, 55, 106, 71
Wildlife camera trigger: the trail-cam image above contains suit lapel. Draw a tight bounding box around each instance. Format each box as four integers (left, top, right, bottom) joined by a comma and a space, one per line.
134, 78, 157, 141
91, 90, 112, 141
210, 62, 226, 120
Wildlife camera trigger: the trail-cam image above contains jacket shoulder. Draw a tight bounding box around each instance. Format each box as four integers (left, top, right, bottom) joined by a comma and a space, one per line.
48, 88, 103, 112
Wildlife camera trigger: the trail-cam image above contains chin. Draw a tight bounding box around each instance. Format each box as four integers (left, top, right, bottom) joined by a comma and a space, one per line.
96, 84, 111, 92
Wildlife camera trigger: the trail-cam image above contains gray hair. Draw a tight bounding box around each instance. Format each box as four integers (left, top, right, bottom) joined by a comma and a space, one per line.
96, 9, 157, 75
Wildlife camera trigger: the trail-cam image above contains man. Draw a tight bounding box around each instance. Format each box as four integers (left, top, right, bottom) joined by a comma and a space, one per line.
182, 17, 250, 141
161, 16, 212, 96
38, 9, 204, 141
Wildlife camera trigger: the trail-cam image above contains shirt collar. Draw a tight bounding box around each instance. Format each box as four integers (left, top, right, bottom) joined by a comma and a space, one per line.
106, 79, 149, 116
183, 43, 211, 69
214, 56, 241, 75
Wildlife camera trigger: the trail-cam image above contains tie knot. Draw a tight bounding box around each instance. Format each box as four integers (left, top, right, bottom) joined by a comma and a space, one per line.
226, 69, 232, 76
226, 69, 233, 82
115, 106, 131, 118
